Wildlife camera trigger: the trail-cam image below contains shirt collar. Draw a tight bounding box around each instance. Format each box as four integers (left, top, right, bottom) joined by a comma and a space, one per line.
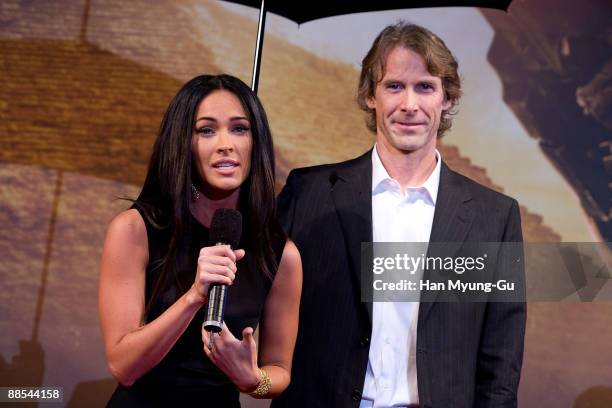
371, 144, 441, 205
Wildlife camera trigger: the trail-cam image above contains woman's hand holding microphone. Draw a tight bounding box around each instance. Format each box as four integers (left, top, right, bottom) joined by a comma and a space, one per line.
190, 245, 264, 393
187, 244, 245, 306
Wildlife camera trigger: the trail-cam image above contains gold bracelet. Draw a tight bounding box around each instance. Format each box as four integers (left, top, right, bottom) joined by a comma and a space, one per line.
248, 368, 271, 397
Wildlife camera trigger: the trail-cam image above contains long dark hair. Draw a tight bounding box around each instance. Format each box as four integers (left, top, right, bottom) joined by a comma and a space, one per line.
136, 74, 283, 318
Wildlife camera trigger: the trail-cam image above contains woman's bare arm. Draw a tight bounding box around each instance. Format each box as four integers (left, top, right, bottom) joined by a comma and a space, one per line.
99, 209, 240, 386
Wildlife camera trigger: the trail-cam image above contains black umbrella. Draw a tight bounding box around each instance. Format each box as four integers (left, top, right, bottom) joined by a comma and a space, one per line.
221, 0, 512, 93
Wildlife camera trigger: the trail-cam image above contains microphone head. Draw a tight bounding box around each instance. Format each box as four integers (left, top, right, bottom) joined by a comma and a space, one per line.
209, 209, 242, 248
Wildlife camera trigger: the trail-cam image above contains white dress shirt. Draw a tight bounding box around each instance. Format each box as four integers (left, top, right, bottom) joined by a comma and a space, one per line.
361, 145, 441, 408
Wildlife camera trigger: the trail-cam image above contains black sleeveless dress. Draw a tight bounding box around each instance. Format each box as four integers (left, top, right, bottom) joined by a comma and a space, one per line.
107, 205, 284, 407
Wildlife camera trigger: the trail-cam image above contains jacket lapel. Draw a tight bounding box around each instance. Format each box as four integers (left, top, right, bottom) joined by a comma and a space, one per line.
418, 162, 475, 324
329, 151, 374, 324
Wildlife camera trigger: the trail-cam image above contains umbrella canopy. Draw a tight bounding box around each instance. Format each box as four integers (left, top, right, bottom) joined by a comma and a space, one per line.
226, 0, 512, 24
221, 0, 513, 92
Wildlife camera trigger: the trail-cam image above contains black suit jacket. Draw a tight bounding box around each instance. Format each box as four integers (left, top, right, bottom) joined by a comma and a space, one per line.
272, 151, 526, 408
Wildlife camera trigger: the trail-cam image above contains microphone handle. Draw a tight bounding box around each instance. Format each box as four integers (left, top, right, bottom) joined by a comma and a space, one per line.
203, 242, 231, 333
204, 284, 227, 333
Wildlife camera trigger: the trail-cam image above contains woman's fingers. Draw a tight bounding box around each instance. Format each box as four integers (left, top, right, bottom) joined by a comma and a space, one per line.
234, 249, 246, 262
202, 325, 231, 362
201, 324, 260, 391
199, 273, 233, 287
193, 246, 245, 303
242, 326, 254, 344
199, 245, 238, 262
202, 330, 218, 363
198, 256, 237, 273
202, 328, 210, 348
198, 263, 235, 280
196, 254, 240, 285
202, 323, 241, 353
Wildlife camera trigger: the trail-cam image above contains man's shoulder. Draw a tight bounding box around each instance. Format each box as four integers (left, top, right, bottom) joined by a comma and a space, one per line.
446, 164, 518, 210
286, 151, 371, 185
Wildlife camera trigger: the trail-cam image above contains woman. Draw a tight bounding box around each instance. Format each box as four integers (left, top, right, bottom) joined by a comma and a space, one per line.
99, 74, 302, 407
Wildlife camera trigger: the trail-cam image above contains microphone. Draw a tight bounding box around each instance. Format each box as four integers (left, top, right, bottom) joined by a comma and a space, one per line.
203, 208, 242, 333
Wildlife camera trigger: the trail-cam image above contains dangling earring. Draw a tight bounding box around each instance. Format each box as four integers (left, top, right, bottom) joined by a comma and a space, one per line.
191, 184, 201, 201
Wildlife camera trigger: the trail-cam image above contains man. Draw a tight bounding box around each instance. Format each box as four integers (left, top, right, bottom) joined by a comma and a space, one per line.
273, 22, 525, 408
